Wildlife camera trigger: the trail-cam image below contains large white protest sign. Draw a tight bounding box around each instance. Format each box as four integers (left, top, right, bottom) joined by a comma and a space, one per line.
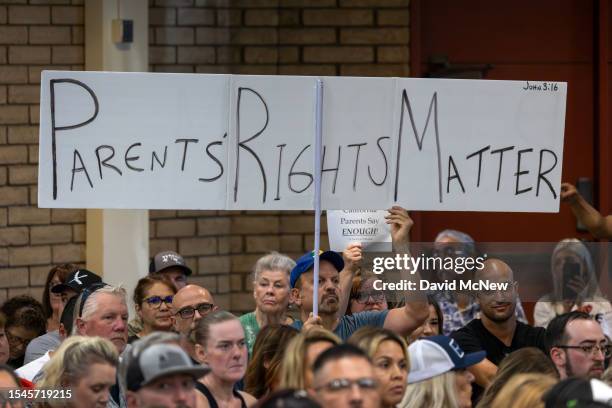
38, 71, 566, 212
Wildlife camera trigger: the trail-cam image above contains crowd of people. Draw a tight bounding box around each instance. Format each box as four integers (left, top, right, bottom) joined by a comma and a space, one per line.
0, 188, 610, 407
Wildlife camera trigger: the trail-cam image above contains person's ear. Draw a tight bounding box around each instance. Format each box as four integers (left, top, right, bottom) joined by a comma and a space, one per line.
291, 288, 302, 307
135, 304, 142, 320
550, 347, 565, 367
195, 343, 207, 365
58, 323, 66, 340
76, 318, 86, 335
126, 391, 139, 408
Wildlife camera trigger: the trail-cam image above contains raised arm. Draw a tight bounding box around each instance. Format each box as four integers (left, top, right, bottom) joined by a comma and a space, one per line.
337, 242, 362, 318
382, 206, 429, 337
561, 182, 612, 239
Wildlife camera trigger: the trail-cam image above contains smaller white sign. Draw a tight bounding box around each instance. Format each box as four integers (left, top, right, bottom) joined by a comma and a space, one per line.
327, 210, 391, 252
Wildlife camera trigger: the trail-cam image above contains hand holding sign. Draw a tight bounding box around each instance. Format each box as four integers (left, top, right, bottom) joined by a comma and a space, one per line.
342, 243, 363, 274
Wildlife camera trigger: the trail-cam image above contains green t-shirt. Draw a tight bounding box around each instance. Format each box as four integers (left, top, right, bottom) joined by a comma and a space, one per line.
239, 311, 259, 356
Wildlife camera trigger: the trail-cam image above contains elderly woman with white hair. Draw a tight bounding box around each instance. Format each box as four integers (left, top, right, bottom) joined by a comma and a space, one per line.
534, 238, 612, 336
239, 252, 297, 355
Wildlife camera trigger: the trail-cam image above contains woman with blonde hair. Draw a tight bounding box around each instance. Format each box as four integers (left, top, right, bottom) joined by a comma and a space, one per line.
278, 327, 341, 391
490, 373, 556, 408
36, 336, 118, 408
348, 327, 409, 408
401, 336, 484, 408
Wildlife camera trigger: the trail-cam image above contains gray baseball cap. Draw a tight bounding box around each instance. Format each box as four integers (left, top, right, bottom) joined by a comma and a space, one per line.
126, 343, 209, 391
149, 250, 192, 276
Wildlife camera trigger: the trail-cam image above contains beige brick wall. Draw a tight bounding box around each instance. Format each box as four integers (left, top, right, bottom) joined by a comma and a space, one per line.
1, 0, 409, 312
148, 0, 410, 313
0, 0, 85, 304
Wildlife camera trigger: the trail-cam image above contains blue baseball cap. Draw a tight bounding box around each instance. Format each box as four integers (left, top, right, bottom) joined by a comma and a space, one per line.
290, 250, 344, 288
407, 335, 486, 384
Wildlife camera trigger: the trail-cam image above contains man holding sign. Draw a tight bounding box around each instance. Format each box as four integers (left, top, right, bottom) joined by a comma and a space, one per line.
289, 207, 428, 340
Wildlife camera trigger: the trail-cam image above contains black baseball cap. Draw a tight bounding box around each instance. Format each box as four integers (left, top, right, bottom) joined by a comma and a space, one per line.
51, 269, 103, 294
149, 251, 192, 276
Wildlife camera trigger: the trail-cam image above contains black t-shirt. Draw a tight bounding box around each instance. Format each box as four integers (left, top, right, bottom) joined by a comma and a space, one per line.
450, 319, 547, 404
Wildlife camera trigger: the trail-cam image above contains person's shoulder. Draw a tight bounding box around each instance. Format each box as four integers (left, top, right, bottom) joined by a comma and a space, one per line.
239, 311, 255, 323
238, 390, 257, 406
346, 309, 389, 324
458, 317, 483, 333
516, 321, 547, 342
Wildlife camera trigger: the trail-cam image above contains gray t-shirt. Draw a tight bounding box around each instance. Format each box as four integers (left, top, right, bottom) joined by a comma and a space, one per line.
24, 330, 61, 365
292, 310, 389, 340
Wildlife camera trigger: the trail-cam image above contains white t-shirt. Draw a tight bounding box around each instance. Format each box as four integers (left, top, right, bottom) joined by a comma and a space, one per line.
16, 351, 51, 382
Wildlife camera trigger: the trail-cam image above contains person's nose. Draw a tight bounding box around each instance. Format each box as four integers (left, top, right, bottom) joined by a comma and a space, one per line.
172, 386, 189, 403
114, 317, 126, 331
193, 308, 202, 321
422, 322, 434, 336
348, 383, 364, 404
592, 347, 606, 362
390, 363, 403, 380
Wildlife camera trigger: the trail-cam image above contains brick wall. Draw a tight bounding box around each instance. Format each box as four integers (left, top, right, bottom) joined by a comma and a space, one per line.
148, 0, 410, 313
0, 0, 409, 312
0, 0, 85, 303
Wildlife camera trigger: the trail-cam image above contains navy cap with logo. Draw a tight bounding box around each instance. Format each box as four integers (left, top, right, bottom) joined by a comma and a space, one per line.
51, 269, 103, 294
126, 343, 209, 391
149, 251, 192, 276
407, 335, 486, 384
290, 250, 344, 288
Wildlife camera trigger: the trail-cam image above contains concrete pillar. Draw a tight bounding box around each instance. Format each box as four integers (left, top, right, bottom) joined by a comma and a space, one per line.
84, 0, 149, 307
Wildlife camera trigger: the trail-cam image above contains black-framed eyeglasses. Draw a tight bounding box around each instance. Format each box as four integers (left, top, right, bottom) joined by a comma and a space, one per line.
143, 295, 174, 308
314, 378, 378, 393
555, 343, 611, 358
175, 302, 214, 319
78, 282, 108, 318
354, 291, 386, 304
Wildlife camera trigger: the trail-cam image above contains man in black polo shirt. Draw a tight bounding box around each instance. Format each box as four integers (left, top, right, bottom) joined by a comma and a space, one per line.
450, 258, 546, 404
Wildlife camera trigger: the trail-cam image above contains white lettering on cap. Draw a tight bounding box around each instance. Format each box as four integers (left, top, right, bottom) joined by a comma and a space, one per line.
448, 338, 465, 358
70, 270, 87, 285
162, 254, 181, 264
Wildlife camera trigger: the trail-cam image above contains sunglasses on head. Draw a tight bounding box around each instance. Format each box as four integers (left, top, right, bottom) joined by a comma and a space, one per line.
77, 282, 108, 318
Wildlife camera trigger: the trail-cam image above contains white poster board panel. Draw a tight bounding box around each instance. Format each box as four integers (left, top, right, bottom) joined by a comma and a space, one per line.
38, 71, 229, 209
391, 78, 566, 212
226, 75, 317, 210
38, 72, 567, 212
320, 77, 395, 210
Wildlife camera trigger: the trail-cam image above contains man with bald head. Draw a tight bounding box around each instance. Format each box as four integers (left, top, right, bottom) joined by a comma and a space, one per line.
450, 258, 547, 404
172, 284, 217, 359
172, 285, 217, 335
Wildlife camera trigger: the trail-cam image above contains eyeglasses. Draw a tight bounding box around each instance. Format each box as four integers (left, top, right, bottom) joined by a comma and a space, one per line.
143, 295, 174, 308
555, 343, 612, 358
6, 330, 34, 349
175, 302, 214, 319
315, 378, 378, 393
354, 291, 386, 304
